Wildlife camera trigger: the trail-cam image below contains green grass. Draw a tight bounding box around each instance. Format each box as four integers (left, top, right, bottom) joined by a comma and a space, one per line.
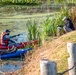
0, 12, 59, 18
54, 0, 76, 4
0, 0, 41, 5
26, 20, 41, 41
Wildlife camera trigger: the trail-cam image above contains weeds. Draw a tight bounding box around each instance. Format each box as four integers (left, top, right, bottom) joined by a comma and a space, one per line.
26, 20, 41, 41
0, 0, 41, 5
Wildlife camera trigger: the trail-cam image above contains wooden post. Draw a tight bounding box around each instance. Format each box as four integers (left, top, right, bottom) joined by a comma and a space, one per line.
40, 59, 57, 75
67, 43, 76, 75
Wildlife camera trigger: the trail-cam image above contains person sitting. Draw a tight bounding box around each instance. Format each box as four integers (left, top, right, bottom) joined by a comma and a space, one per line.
0, 29, 20, 46
62, 16, 75, 33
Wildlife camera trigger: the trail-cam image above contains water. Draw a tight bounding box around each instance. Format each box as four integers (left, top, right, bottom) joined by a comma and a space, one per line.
0, 58, 24, 72
12, 33, 29, 43
0, 5, 55, 34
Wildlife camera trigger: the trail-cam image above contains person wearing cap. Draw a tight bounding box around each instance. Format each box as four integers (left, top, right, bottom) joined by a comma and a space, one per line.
62, 16, 75, 33
0, 29, 20, 46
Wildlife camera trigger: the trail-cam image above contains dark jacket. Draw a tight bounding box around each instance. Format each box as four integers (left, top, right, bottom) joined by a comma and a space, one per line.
65, 18, 75, 30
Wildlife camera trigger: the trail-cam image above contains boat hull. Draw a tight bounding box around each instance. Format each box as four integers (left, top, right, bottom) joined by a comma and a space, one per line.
0, 48, 32, 59
0, 40, 38, 49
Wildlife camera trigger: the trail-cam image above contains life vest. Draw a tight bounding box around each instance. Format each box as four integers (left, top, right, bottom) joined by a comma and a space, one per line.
0, 32, 9, 45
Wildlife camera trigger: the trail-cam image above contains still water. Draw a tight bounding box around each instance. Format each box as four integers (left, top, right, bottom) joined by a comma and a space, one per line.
0, 58, 24, 72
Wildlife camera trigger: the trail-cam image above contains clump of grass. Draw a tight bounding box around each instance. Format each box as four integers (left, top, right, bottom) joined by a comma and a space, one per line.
54, 0, 76, 4
42, 17, 57, 37
0, 0, 41, 5
26, 20, 41, 42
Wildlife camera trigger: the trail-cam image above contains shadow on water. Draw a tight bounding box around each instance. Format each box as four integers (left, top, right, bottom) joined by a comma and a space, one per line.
0, 57, 25, 72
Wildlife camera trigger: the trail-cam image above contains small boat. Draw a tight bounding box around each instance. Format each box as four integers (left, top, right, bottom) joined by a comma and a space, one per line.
0, 40, 38, 49
0, 46, 17, 55
0, 48, 32, 59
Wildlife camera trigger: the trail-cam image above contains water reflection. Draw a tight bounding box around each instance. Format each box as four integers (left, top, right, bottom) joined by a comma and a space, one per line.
0, 58, 24, 72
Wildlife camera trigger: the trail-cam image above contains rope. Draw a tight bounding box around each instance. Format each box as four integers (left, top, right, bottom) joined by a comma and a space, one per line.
58, 63, 76, 75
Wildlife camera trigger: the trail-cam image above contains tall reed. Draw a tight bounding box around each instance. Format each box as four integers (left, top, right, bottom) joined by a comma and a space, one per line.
54, 0, 76, 4
26, 20, 41, 41
56, 6, 69, 25
0, 0, 41, 5
42, 17, 57, 37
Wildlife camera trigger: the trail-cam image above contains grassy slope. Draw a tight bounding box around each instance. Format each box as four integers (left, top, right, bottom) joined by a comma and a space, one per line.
5, 31, 76, 75
23, 31, 76, 75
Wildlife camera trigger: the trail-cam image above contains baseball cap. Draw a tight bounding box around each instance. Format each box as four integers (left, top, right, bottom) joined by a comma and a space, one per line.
5, 29, 11, 32
62, 16, 67, 21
